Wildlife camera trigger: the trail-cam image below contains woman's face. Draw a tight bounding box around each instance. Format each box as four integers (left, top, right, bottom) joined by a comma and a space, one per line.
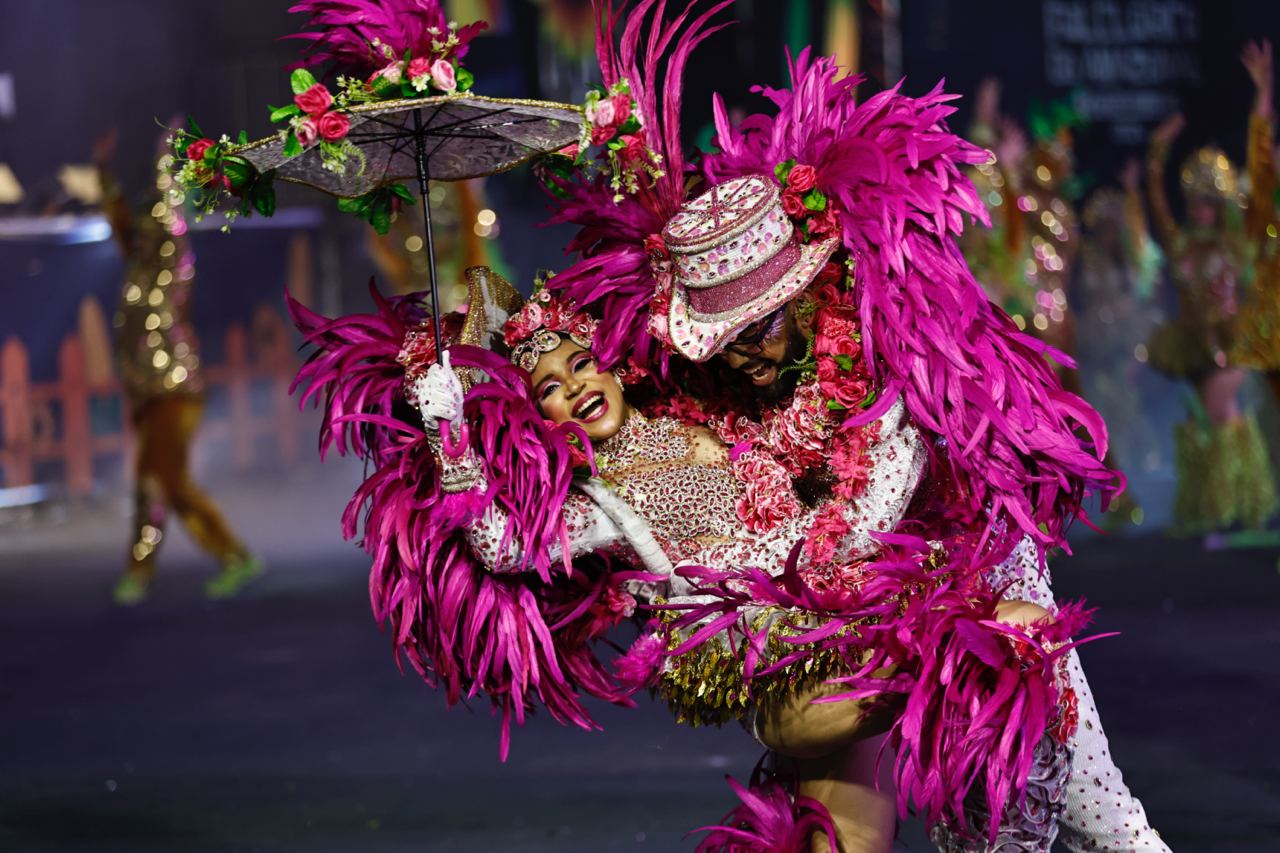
529, 339, 628, 442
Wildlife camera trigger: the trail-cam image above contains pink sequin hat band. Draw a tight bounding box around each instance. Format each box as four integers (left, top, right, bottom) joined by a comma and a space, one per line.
661, 174, 839, 362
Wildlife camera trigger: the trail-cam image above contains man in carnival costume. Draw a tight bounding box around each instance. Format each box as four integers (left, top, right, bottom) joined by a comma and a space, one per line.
540, 6, 1170, 852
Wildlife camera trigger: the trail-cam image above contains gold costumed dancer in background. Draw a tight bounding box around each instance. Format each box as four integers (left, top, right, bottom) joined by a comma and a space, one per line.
1146, 52, 1279, 536
94, 128, 261, 605
1233, 40, 1280, 405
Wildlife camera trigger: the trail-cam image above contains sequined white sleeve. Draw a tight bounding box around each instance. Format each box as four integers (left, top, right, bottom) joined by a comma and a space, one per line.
463, 489, 628, 573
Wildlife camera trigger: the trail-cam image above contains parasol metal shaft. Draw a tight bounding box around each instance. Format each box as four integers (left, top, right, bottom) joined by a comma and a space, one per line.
413, 108, 444, 357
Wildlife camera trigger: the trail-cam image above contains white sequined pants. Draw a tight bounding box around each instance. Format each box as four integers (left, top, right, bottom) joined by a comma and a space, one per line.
986, 538, 1171, 852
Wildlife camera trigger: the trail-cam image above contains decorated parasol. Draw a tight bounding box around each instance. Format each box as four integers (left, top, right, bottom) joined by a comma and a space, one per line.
168, 0, 584, 354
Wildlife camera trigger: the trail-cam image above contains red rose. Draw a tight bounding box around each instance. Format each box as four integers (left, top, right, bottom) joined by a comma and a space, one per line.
317, 111, 351, 142
812, 261, 843, 292
185, 138, 214, 162
808, 204, 841, 238
590, 124, 615, 146
619, 133, 647, 163
787, 163, 817, 192
294, 83, 333, 117
611, 93, 633, 126
829, 376, 870, 409
781, 189, 807, 218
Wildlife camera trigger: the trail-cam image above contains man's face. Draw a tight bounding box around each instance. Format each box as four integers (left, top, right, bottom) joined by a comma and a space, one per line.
718, 302, 807, 401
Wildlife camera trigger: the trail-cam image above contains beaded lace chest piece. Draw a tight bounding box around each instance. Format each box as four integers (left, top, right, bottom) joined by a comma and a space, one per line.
594, 415, 742, 555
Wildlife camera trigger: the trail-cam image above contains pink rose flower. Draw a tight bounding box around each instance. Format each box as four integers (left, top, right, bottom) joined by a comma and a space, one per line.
375, 61, 402, 85
781, 189, 807, 219
407, 57, 433, 81
295, 118, 318, 147
185, 138, 214, 162
317, 111, 351, 142
823, 375, 870, 410
787, 163, 818, 192
588, 98, 616, 128
294, 83, 333, 117
430, 59, 457, 93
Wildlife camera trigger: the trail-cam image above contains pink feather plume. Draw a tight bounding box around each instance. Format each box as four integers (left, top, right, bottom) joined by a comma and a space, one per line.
285, 0, 487, 75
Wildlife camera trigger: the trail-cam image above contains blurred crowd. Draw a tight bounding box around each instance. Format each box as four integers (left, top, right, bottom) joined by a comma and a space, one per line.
959, 40, 1280, 546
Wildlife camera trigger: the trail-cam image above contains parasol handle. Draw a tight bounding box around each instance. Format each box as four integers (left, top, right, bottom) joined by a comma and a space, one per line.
413, 108, 445, 359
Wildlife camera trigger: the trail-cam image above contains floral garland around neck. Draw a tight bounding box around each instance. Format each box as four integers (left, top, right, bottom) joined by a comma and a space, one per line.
692, 259, 882, 563
169, 24, 479, 233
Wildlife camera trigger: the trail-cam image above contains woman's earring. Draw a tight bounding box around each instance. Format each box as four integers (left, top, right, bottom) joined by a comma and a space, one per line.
614, 372, 626, 392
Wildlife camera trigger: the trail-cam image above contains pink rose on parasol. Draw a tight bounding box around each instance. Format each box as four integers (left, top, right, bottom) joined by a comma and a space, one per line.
317, 111, 351, 142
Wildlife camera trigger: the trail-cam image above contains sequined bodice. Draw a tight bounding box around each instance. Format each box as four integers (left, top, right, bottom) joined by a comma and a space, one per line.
594, 415, 743, 558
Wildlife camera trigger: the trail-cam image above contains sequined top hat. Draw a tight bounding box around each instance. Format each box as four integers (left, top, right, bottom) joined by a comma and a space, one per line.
662, 174, 840, 362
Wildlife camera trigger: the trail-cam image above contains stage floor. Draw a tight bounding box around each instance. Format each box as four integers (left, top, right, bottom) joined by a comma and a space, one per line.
2, 469, 1277, 851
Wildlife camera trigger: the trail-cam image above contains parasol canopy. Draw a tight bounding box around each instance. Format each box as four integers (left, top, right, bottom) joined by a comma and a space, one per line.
233, 94, 583, 197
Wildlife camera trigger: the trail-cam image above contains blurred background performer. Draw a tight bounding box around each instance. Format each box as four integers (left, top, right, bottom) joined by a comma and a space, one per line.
1075, 162, 1165, 526
94, 127, 260, 605
1145, 92, 1279, 537
964, 78, 1140, 523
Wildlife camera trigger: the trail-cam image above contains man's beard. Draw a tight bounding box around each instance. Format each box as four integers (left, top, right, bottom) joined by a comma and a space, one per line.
754, 328, 808, 404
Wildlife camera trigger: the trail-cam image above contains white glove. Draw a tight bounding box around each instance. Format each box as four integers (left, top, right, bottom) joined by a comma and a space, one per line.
414, 349, 465, 432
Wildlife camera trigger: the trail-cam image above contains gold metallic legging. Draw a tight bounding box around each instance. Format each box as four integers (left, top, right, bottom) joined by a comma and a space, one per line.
126, 396, 246, 575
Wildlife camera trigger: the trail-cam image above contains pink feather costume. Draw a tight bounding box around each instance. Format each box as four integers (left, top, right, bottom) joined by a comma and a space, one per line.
534, 2, 1149, 848
696, 53, 1168, 853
